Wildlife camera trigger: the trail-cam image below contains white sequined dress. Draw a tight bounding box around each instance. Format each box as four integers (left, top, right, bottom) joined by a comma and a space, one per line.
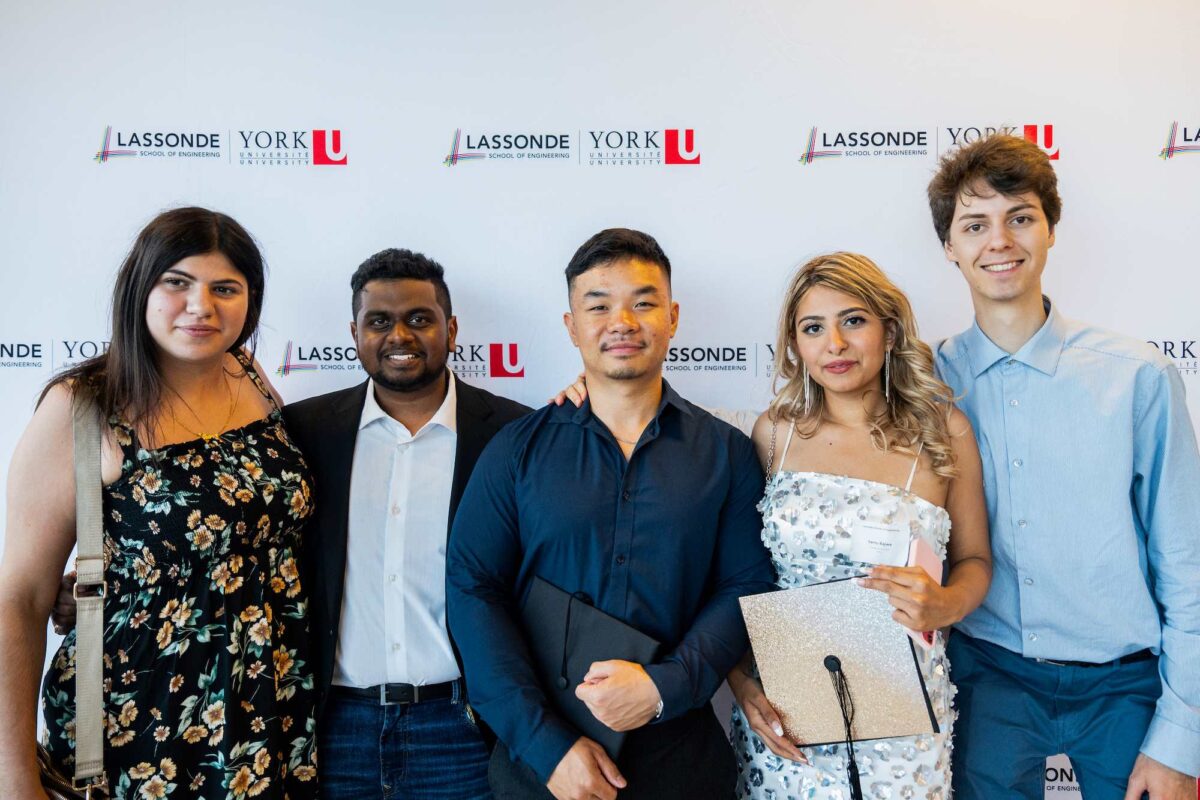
732, 429, 956, 800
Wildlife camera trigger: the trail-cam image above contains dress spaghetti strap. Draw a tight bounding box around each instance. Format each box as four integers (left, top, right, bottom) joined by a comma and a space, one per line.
779, 423, 797, 472
234, 350, 280, 414
904, 442, 925, 493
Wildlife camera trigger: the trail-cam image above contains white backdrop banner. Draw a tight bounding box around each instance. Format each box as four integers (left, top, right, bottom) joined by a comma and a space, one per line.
2, 3, 1197, 797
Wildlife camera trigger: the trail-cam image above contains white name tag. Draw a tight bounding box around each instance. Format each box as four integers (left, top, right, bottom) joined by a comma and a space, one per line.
846, 519, 910, 567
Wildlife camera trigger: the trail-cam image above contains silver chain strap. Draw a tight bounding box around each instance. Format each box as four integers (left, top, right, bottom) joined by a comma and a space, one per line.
766, 418, 778, 480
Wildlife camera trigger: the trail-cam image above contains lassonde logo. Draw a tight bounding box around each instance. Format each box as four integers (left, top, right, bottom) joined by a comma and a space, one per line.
664, 343, 750, 374
236, 129, 347, 167
798, 125, 929, 167
0, 342, 45, 369
443, 129, 486, 166
663, 341, 791, 379
1159, 122, 1200, 160
442, 128, 571, 165
94, 126, 136, 163
275, 340, 361, 376
798, 127, 842, 165
93, 124, 222, 163
584, 128, 700, 166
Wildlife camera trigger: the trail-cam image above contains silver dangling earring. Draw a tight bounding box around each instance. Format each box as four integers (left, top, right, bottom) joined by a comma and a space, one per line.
884, 350, 892, 402
803, 363, 812, 414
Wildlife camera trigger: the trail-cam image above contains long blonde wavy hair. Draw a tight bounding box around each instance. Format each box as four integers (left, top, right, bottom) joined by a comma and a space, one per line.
769, 252, 958, 479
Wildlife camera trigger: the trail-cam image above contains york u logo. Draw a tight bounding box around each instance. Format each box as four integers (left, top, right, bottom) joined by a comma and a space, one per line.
313, 129, 347, 165
1023, 124, 1059, 160
488, 343, 525, 378
664, 129, 700, 165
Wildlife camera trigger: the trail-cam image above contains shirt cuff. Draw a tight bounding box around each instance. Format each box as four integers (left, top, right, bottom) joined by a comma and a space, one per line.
643, 660, 691, 722
517, 717, 581, 785
1141, 712, 1200, 778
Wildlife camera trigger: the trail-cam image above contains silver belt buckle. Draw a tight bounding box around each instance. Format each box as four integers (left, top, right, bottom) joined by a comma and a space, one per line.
1035, 657, 1070, 667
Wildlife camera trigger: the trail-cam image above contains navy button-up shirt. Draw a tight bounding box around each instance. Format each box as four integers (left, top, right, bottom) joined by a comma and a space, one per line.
446, 382, 775, 781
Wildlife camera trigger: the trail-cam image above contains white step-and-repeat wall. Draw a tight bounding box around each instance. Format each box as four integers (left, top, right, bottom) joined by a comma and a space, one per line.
3, 3, 1198, 796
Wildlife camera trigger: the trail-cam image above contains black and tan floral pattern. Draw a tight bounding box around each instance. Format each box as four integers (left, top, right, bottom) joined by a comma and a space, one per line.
43, 360, 318, 799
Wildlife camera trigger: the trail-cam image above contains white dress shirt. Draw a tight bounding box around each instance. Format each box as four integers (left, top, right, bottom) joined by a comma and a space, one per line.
332, 374, 462, 687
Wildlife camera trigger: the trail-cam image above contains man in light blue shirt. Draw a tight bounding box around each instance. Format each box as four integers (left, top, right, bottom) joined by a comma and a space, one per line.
930, 135, 1200, 799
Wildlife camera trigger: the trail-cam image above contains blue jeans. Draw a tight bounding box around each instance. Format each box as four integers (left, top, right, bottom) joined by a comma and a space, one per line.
948, 631, 1160, 800
319, 685, 492, 800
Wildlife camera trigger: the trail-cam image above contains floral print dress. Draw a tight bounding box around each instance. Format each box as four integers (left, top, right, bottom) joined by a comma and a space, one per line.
42, 359, 319, 800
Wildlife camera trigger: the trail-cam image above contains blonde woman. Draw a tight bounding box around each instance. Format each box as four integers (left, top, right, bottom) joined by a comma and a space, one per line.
727, 252, 991, 799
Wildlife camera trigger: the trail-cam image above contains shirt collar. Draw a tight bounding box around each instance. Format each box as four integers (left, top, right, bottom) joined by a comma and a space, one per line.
553, 378, 694, 427
965, 296, 1068, 378
359, 371, 458, 435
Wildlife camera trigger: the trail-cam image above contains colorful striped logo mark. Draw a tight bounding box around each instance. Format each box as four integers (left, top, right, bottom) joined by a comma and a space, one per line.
1159, 122, 1200, 160
93, 125, 136, 164
276, 341, 319, 377
443, 129, 485, 166
798, 127, 841, 166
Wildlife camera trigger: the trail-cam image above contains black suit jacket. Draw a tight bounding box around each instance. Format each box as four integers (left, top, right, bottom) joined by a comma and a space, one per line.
282, 377, 530, 719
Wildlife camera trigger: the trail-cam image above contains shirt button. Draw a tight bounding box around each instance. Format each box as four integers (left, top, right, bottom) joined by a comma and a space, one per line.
1018, 519, 1028, 528
1028, 633, 1038, 642
389, 574, 397, 583
1009, 399, 1019, 407
391, 504, 402, 516
622, 490, 631, 502
1024, 577, 1034, 586
1006, 359, 1016, 366
1012, 458, 1023, 468
616, 555, 626, 566
392, 643, 402, 651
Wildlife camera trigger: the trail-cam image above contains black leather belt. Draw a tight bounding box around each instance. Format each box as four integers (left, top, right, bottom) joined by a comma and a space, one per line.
1035, 649, 1155, 669
332, 679, 462, 705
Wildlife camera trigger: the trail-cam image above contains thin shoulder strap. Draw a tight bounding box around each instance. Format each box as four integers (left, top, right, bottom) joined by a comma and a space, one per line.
904, 442, 925, 493
72, 393, 107, 788
780, 423, 797, 469
234, 350, 279, 413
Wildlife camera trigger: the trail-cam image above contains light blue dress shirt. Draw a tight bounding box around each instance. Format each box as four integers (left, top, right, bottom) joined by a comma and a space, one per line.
936, 299, 1200, 775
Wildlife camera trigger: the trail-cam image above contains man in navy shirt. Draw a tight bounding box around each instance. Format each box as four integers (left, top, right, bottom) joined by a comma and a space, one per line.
447, 228, 776, 800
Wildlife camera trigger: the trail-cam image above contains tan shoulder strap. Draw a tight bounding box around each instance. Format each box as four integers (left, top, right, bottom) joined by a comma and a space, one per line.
71, 394, 106, 788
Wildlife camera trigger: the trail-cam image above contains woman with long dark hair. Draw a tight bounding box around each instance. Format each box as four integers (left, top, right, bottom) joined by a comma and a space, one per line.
0, 207, 318, 799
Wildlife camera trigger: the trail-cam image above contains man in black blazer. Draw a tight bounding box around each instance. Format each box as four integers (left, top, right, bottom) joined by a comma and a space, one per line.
284, 249, 528, 800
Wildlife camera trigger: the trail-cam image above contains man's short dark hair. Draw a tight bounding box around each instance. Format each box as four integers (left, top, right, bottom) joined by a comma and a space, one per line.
351, 248, 452, 317
927, 134, 1062, 245
564, 228, 672, 291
